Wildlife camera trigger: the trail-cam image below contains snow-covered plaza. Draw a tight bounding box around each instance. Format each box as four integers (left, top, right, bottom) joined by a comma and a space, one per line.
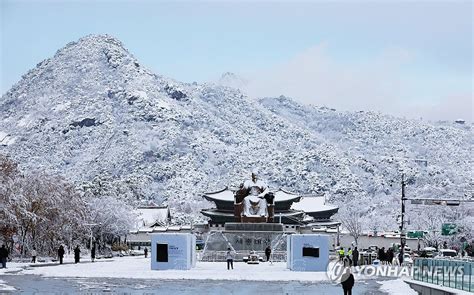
1, 1, 472, 294
0, 256, 419, 294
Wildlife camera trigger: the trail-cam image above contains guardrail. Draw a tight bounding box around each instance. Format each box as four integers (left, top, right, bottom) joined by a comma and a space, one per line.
199, 250, 287, 262
413, 258, 473, 292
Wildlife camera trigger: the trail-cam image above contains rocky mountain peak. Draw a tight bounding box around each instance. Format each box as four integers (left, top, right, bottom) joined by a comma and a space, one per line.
217, 72, 248, 90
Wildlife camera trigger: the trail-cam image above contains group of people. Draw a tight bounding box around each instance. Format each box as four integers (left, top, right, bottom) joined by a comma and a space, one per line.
28, 245, 81, 264
1, 244, 36, 268
338, 247, 359, 267
336, 247, 357, 294
0, 243, 96, 268
72, 243, 97, 263
377, 247, 398, 265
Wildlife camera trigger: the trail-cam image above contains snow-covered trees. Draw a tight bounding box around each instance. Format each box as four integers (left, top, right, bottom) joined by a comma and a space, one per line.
87, 196, 137, 242
0, 155, 88, 255
81, 175, 141, 243
0, 155, 21, 241
0, 155, 137, 256
415, 205, 474, 249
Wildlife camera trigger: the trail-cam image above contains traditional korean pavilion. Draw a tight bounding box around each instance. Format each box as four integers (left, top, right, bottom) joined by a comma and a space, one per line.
201, 187, 339, 225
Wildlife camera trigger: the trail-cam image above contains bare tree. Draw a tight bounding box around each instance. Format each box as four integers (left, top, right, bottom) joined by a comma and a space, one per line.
419, 212, 446, 249
337, 208, 363, 246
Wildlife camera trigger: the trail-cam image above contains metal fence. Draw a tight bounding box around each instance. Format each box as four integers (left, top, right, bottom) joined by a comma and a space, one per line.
413, 258, 473, 292
199, 250, 287, 262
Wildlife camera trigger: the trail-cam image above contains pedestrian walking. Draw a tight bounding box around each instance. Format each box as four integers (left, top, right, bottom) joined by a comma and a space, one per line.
226, 248, 234, 270
74, 245, 81, 263
144, 247, 148, 258
31, 247, 37, 263
58, 245, 65, 264
341, 267, 355, 295
91, 243, 96, 262
265, 246, 271, 262
0, 244, 9, 269
352, 247, 359, 267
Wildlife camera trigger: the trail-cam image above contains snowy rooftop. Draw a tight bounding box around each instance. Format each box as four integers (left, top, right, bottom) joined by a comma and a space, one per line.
134, 206, 170, 229
204, 188, 300, 202
291, 196, 338, 213
203, 188, 235, 201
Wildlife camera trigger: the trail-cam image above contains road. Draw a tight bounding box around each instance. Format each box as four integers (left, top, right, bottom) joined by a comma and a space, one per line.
1, 275, 389, 295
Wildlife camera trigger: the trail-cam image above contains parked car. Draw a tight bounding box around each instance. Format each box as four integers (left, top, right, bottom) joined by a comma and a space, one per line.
436, 249, 457, 258
129, 249, 145, 256
367, 245, 379, 252
419, 246, 436, 258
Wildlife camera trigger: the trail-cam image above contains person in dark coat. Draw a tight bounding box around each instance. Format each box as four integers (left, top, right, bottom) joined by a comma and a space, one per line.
265, 246, 271, 262
0, 244, 9, 269
398, 251, 404, 265
352, 247, 359, 267
74, 245, 81, 263
378, 247, 386, 264
387, 248, 394, 265
144, 247, 148, 258
58, 245, 65, 264
91, 243, 96, 262
341, 268, 355, 295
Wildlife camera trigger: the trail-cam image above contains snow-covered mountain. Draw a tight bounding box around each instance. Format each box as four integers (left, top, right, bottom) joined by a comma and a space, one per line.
216, 72, 248, 90
1, 35, 471, 228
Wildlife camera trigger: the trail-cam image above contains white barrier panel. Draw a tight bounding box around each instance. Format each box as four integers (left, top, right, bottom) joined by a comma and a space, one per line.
150, 233, 196, 270
287, 234, 330, 272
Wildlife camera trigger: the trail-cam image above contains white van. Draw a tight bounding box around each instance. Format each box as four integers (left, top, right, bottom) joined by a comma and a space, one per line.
436, 249, 457, 258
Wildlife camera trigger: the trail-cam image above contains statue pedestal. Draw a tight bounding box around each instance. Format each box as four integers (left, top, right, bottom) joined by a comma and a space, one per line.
225, 222, 283, 232
241, 216, 267, 223
234, 204, 275, 223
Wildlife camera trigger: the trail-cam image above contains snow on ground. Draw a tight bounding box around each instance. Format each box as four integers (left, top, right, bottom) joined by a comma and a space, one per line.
0, 263, 24, 275
4, 257, 407, 283
0, 257, 426, 294
19, 256, 331, 282
377, 279, 417, 295
0, 279, 16, 291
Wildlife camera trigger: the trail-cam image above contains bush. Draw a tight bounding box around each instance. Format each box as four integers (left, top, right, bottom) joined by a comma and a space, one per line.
111, 243, 128, 251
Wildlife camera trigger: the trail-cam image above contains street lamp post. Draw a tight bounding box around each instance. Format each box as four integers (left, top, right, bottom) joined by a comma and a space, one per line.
400, 174, 407, 265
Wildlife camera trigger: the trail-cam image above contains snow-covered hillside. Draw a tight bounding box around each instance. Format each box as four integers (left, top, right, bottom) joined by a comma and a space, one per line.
1, 35, 471, 228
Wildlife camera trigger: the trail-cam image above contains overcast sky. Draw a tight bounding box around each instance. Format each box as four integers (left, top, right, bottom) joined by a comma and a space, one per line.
1, 0, 472, 121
